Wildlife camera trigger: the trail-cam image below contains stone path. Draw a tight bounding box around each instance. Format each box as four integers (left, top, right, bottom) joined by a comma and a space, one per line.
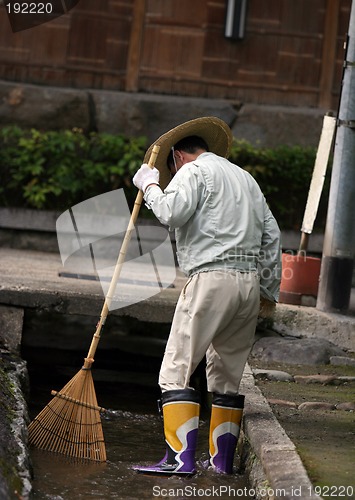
252, 368, 355, 412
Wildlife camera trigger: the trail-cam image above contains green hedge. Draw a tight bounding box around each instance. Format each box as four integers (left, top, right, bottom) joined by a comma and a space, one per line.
0, 126, 146, 212
0, 126, 329, 230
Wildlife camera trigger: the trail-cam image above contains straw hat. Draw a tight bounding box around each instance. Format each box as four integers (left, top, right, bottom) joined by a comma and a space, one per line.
143, 116, 233, 190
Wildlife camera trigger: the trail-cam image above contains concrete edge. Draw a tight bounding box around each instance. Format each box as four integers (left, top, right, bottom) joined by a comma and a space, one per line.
240, 363, 322, 500
273, 303, 355, 353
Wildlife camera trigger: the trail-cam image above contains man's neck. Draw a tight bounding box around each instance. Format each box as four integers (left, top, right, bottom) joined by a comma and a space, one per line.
183, 148, 207, 163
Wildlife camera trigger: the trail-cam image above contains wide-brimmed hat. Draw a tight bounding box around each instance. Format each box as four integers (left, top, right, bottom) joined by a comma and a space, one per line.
144, 116, 233, 190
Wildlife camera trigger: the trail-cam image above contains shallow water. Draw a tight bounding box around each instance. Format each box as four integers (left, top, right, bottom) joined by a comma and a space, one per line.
28, 380, 253, 500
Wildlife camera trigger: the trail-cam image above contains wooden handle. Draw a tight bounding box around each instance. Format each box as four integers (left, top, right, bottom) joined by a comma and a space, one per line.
86, 145, 160, 362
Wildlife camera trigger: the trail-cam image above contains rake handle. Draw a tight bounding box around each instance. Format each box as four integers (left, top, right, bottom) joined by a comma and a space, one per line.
85, 145, 160, 363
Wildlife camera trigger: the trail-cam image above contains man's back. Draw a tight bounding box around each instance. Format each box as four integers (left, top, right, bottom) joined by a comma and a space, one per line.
172, 152, 267, 275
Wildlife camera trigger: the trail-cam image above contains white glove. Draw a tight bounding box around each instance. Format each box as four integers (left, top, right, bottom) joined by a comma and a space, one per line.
133, 164, 160, 192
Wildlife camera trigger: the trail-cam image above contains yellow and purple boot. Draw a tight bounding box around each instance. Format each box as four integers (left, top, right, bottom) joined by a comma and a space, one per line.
209, 393, 244, 474
133, 388, 200, 475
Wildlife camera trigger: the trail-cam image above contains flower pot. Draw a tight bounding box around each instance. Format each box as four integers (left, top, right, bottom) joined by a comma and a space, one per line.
279, 253, 321, 305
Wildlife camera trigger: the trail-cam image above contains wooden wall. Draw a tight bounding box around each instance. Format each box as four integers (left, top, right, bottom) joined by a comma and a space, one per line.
0, 0, 133, 89
0, 0, 351, 109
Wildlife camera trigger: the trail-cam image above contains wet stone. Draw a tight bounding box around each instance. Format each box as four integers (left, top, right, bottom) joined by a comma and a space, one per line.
337, 376, 355, 384
267, 399, 298, 408
0, 305, 24, 354
250, 337, 346, 365
336, 402, 355, 411
294, 375, 338, 385
253, 369, 294, 382
330, 356, 355, 367
298, 402, 336, 411
0, 356, 31, 499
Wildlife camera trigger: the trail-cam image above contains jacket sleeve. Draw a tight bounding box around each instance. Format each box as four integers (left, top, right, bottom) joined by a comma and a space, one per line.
143, 165, 200, 230
259, 198, 282, 302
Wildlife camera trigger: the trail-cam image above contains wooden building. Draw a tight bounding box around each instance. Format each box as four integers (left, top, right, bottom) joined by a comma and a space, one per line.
0, 0, 352, 110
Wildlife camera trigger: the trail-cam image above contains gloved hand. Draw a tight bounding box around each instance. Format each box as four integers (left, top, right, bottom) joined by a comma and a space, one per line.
133, 164, 160, 192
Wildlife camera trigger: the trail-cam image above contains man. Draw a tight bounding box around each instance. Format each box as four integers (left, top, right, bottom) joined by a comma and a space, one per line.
132, 117, 281, 475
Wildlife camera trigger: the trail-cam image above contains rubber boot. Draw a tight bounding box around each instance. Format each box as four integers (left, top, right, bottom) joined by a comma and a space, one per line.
133, 388, 200, 475
209, 393, 244, 474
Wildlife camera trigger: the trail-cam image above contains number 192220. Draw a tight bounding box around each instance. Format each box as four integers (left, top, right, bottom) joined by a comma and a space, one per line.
6, 3, 53, 14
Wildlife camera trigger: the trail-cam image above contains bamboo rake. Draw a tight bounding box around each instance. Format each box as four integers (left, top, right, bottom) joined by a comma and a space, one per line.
28, 145, 160, 462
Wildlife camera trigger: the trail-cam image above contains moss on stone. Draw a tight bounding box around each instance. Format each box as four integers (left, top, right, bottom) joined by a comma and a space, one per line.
0, 358, 27, 498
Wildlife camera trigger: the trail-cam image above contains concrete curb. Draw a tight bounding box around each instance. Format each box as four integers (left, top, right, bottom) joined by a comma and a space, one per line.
241, 364, 322, 500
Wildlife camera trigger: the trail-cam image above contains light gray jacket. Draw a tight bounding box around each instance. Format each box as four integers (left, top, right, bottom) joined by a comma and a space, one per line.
144, 152, 281, 301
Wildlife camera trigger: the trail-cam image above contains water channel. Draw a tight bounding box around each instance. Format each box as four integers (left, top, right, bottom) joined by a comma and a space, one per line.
22, 312, 254, 499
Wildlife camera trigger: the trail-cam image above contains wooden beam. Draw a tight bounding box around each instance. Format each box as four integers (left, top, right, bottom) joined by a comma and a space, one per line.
126, 0, 146, 92
318, 0, 340, 109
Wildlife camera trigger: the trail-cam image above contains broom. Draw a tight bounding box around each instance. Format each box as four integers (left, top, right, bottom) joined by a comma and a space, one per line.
28, 145, 160, 462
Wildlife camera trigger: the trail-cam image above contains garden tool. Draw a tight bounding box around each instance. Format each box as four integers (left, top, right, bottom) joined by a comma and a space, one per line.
27, 145, 160, 462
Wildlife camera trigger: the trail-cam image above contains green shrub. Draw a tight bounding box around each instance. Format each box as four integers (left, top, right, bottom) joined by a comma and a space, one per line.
0, 127, 329, 230
0, 126, 147, 211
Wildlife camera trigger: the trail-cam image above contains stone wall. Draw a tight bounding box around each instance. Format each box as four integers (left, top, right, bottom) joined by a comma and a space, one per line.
0, 306, 32, 499
0, 80, 327, 148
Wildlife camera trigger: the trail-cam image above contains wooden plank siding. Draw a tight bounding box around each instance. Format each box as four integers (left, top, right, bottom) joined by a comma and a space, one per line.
0, 0, 351, 109
0, 0, 134, 89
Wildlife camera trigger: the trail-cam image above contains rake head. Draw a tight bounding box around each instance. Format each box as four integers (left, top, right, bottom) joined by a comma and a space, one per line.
28, 359, 106, 462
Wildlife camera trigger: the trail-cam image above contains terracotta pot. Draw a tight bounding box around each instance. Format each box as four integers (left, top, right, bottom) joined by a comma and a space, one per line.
280, 253, 321, 304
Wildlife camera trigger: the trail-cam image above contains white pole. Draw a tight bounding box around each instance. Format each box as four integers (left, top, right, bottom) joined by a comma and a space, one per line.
301, 114, 336, 236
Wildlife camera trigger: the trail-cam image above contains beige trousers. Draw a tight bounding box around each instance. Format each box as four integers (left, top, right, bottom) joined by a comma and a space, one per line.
159, 270, 260, 394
